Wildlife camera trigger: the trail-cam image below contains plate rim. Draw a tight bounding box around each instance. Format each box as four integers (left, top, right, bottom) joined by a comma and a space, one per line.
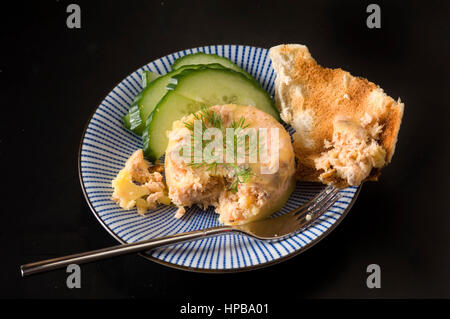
78, 44, 362, 273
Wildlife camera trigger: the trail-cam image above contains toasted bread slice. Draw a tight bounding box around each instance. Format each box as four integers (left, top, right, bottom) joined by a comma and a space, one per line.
269, 44, 404, 187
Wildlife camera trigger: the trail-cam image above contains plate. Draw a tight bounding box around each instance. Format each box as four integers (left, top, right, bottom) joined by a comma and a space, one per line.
79, 45, 361, 272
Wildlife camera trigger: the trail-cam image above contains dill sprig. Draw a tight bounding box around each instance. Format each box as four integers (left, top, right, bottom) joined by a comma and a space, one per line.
227, 164, 252, 193
183, 106, 253, 193
191, 105, 223, 130
231, 117, 250, 130
183, 120, 195, 132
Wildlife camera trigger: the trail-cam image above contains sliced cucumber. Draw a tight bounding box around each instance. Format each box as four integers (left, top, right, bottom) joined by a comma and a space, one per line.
172, 52, 253, 80
122, 90, 144, 130
143, 92, 203, 161
171, 68, 278, 120
126, 64, 226, 136
123, 113, 132, 128
126, 103, 142, 132
143, 68, 278, 161
142, 70, 160, 87
123, 71, 159, 130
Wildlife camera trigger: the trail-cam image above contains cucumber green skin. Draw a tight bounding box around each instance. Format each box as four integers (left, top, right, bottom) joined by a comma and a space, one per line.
172, 52, 254, 81
123, 113, 131, 128
122, 90, 144, 130
143, 68, 279, 161
126, 64, 227, 136
122, 71, 159, 131
127, 103, 142, 132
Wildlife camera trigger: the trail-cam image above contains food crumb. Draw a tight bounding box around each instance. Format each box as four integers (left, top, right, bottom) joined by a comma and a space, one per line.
111, 149, 170, 215
175, 206, 186, 219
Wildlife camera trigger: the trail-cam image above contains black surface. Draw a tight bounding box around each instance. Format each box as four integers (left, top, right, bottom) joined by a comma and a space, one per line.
1, 0, 450, 301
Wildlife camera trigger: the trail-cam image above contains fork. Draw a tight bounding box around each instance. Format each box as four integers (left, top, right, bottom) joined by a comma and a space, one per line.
20, 185, 341, 276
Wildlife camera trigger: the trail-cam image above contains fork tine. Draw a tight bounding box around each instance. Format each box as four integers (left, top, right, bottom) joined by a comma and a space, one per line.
289, 184, 334, 216
296, 191, 342, 228
233, 185, 344, 240
293, 185, 339, 219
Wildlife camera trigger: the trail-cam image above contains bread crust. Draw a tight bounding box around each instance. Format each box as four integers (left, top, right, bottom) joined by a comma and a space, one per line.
269, 44, 404, 187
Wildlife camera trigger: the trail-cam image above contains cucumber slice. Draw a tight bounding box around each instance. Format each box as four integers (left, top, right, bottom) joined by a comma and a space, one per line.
142, 70, 159, 87
123, 113, 132, 128
172, 52, 253, 80
143, 92, 203, 161
122, 71, 159, 130
143, 68, 278, 161
127, 103, 142, 131
171, 68, 279, 120
127, 64, 226, 136
122, 90, 144, 130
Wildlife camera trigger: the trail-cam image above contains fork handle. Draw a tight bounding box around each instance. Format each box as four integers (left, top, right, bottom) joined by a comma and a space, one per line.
20, 226, 233, 277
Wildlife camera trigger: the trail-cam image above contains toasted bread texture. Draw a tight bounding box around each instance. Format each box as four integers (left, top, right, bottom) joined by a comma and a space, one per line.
269, 44, 404, 187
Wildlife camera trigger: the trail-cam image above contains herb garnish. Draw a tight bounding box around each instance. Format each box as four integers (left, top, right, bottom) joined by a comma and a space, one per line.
184, 106, 253, 193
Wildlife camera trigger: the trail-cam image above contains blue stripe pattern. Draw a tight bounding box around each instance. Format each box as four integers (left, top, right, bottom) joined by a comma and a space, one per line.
80, 45, 359, 271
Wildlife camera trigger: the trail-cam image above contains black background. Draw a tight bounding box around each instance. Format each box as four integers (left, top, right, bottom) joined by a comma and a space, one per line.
1, 0, 450, 303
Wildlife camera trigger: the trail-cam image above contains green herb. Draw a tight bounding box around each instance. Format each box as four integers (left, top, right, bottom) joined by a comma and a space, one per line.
227, 164, 252, 193
190, 105, 223, 130
231, 117, 250, 130
183, 106, 253, 193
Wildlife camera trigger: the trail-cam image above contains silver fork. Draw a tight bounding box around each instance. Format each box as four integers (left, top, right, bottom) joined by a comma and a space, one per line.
20, 185, 341, 276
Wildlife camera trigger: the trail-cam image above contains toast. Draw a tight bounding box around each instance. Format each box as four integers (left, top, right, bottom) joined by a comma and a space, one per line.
269, 44, 404, 187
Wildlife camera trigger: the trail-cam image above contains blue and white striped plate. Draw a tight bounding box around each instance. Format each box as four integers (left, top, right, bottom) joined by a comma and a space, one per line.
79, 45, 361, 272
